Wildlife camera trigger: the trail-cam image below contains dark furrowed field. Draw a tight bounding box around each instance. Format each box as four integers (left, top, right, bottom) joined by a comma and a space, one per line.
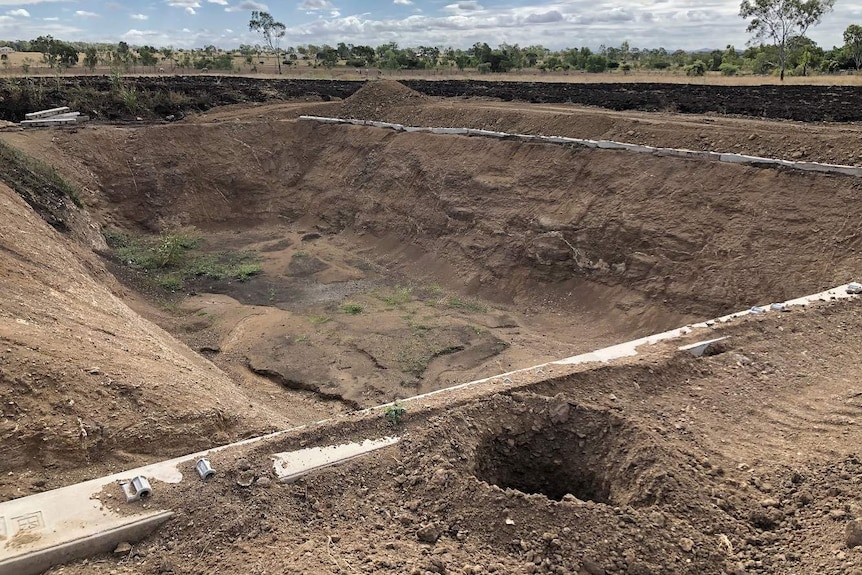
3, 75, 862, 122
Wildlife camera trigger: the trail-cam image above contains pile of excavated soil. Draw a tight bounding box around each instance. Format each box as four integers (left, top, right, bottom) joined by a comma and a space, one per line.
337, 79, 428, 120
52, 298, 862, 575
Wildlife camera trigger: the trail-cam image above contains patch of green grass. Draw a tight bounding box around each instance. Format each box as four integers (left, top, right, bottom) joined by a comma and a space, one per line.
379, 286, 413, 307
156, 273, 183, 291
104, 229, 262, 291
406, 319, 431, 335
309, 315, 332, 325
0, 139, 83, 210
294, 335, 310, 344
293, 251, 308, 259
341, 303, 364, 315
445, 297, 488, 313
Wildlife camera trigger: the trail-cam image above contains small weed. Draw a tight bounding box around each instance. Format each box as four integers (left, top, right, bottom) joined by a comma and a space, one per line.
383, 401, 407, 426
267, 287, 277, 302
236, 263, 263, 282
293, 251, 308, 259
379, 286, 413, 307
397, 350, 430, 376
156, 273, 183, 291
309, 315, 332, 325
120, 85, 139, 113
294, 335, 310, 344
341, 303, 363, 315
408, 320, 431, 335
445, 297, 487, 313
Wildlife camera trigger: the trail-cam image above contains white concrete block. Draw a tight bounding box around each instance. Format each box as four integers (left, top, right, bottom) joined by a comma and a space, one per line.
24, 107, 70, 120
272, 437, 400, 483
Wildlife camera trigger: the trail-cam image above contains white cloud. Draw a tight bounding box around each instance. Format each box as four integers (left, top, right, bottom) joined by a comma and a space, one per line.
225, 1, 268, 12
330, 9, 340, 17
6, 8, 30, 17
43, 16, 58, 21
299, 0, 333, 11
166, 0, 200, 10
74, 10, 100, 18
393, 0, 412, 4
130, 13, 149, 20
444, 1, 483, 11
208, 0, 228, 3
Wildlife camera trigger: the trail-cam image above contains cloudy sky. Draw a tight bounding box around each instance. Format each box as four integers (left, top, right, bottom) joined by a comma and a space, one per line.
0, 0, 858, 51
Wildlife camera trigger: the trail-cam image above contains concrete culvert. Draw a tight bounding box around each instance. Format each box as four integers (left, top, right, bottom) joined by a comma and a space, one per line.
473, 400, 661, 505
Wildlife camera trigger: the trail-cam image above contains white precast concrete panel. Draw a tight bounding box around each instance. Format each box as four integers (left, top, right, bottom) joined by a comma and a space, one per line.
272, 437, 401, 483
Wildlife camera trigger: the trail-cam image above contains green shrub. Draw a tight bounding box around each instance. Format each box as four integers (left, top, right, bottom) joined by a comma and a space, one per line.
341, 303, 363, 315
719, 63, 739, 76
383, 401, 407, 426
685, 60, 707, 77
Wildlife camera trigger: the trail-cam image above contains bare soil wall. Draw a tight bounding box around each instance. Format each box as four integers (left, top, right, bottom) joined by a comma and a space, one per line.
60, 120, 862, 318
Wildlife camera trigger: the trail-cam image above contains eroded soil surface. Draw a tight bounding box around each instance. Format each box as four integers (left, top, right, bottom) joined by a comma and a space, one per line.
48, 299, 862, 575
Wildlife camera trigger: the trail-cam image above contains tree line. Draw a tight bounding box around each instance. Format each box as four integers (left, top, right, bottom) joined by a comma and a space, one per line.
2, 36, 859, 78
1, 0, 859, 79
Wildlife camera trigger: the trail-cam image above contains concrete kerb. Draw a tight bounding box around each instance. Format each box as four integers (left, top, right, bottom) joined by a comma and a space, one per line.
298, 116, 862, 177
2, 282, 858, 574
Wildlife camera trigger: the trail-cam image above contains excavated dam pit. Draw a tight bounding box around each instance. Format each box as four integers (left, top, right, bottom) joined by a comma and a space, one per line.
3, 81, 862, 574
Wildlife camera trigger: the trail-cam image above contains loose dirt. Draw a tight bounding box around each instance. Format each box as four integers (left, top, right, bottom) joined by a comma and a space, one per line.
2, 79, 862, 574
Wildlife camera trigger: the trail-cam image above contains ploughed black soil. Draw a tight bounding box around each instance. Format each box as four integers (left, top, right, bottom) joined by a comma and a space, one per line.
0, 75, 362, 122
402, 80, 862, 122
4, 76, 862, 123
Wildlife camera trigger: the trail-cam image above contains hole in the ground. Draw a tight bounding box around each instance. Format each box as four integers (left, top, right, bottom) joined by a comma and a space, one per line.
473, 401, 654, 505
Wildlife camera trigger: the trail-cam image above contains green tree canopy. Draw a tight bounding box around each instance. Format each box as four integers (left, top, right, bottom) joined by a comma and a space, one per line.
249, 11, 286, 74
739, 0, 836, 80
845, 24, 862, 69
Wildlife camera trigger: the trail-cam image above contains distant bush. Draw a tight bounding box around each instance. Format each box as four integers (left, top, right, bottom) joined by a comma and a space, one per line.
719, 63, 739, 76
685, 60, 707, 76
346, 58, 367, 68
585, 54, 608, 73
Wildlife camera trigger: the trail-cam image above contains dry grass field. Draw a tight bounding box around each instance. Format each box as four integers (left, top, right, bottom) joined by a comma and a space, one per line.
2, 49, 861, 85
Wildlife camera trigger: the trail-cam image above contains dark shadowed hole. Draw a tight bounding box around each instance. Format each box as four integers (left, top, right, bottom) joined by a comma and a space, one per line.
473, 406, 634, 504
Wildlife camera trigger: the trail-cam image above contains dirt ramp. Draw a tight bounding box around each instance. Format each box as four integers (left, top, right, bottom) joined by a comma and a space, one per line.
0, 183, 283, 498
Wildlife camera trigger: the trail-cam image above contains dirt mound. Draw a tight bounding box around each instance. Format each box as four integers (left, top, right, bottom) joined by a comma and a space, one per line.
338, 79, 428, 119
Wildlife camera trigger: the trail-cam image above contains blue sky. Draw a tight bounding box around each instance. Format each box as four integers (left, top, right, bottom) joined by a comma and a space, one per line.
0, 0, 858, 50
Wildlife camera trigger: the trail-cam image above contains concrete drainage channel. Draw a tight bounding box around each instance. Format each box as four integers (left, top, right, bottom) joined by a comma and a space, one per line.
299, 116, 862, 178
0, 283, 859, 575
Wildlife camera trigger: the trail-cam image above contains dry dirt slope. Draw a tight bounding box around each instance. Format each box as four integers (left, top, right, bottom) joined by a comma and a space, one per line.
0, 182, 289, 500
57, 119, 862, 319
